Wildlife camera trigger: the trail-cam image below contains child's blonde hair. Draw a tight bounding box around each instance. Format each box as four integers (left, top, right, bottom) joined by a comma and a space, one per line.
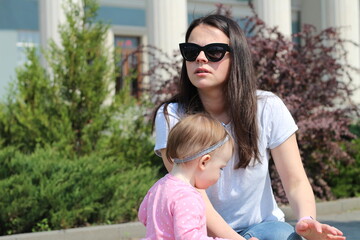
166, 113, 233, 163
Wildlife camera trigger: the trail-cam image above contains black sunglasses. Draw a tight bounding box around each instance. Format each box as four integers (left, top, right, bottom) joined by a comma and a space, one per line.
179, 43, 231, 62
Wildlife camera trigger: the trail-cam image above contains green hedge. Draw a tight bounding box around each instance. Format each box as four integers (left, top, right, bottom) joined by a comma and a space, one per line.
328, 123, 360, 198
0, 146, 158, 235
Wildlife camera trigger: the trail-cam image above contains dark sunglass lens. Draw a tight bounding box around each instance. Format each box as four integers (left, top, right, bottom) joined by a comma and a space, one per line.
206, 46, 226, 61
183, 47, 199, 61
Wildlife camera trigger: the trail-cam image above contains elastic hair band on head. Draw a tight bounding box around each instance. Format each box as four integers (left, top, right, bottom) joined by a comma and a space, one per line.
173, 135, 229, 164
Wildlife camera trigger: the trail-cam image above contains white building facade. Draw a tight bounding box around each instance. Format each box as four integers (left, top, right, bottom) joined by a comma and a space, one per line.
0, 0, 359, 103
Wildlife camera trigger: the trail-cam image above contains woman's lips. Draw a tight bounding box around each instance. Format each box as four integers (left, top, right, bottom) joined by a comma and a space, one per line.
195, 68, 210, 74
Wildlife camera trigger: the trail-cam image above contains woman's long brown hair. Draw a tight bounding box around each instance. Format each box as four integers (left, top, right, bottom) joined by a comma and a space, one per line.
152, 14, 259, 168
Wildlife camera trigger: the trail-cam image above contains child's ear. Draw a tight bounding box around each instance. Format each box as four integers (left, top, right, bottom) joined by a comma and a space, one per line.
198, 154, 211, 170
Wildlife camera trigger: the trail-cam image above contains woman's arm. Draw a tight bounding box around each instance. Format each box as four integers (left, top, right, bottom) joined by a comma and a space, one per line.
271, 134, 345, 240
271, 133, 316, 219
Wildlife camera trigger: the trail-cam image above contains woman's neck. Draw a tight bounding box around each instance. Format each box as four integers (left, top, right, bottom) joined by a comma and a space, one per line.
198, 89, 230, 124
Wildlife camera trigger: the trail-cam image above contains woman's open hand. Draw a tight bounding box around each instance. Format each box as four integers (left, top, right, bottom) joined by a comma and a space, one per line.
295, 218, 346, 240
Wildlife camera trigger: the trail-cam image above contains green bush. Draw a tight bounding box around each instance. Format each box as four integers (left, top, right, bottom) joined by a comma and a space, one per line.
327, 122, 360, 198
0, 146, 158, 235
0, 0, 162, 235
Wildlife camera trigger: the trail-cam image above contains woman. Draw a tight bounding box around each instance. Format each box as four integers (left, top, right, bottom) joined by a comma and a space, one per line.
153, 14, 345, 240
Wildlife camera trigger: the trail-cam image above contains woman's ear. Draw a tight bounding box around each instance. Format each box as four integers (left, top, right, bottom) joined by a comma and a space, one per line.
198, 154, 211, 170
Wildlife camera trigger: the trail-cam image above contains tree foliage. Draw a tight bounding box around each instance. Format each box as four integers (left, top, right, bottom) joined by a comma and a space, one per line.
1, 0, 114, 155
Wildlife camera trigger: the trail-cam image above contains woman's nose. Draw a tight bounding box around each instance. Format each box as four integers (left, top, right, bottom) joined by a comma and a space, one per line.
196, 51, 208, 63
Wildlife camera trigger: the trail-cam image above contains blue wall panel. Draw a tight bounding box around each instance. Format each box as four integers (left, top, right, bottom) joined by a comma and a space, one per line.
0, 0, 38, 30
97, 6, 145, 27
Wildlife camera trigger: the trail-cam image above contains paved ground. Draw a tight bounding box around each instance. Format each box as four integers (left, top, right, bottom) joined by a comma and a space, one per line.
1, 198, 359, 240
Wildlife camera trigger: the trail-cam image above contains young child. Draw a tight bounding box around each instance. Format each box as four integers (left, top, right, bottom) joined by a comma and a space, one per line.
138, 113, 256, 240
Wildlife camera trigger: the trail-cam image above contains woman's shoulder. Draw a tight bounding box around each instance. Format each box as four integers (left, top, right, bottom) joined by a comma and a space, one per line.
256, 90, 278, 99
156, 102, 186, 121
256, 90, 291, 116
256, 90, 283, 104
158, 102, 179, 111
256, 90, 282, 106
157, 102, 180, 114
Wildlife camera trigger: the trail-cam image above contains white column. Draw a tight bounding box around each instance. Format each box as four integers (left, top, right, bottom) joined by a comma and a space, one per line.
146, 0, 188, 56
39, 0, 66, 49
253, 0, 292, 37
39, 0, 82, 49
322, 0, 360, 104
104, 28, 116, 105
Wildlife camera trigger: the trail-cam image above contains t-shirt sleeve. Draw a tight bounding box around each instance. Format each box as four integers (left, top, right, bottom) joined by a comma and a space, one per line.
154, 103, 181, 157
265, 94, 298, 149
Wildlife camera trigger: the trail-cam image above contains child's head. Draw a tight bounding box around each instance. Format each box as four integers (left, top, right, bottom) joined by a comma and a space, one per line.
166, 113, 233, 188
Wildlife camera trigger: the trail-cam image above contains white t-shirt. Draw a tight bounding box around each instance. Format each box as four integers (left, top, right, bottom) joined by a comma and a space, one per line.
154, 90, 298, 232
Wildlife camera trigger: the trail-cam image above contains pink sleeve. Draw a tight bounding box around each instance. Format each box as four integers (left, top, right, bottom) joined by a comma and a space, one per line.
172, 192, 230, 240
138, 194, 149, 226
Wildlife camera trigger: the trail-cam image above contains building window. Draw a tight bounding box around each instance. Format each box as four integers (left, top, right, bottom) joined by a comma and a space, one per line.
292, 10, 301, 44
16, 30, 40, 66
114, 35, 142, 97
